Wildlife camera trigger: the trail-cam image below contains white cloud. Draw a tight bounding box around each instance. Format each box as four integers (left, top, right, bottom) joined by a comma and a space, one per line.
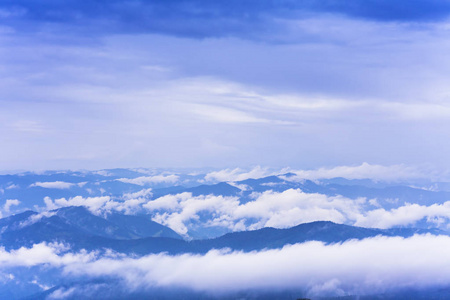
4, 236, 450, 297
116, 175, 179, 186
104, 198, 146, 215
47, 287, 76, 299
122, 188, 153, 200
60, 235, 450, 297
202, 164, 442, 184
143, 187, 450, 235
285, 163, 429, 182
44, 196, 112, 215
233, 189, 365, 230
203, 166, 276, 182
92, 170, 113, 177
43, 195, 147, 216
5, 183, 19, 190
191, 104, 273, 124
143, 189, 365, 235
0, 242, 95, 267
3, 199, 20, 213
355, 202, 450, 229
19, 211, 56, 228
144, 192, 240, 236
29, 181, 74, 189
227, 181, 251, 191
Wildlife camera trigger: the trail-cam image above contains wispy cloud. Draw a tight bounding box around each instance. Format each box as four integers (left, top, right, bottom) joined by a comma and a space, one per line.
9, 120, 46, 133
43, 195, 147, 216
286, 163, 434, 182
203, 166, 274, 182
116, 175, 179, 186
29, 181, 75, 189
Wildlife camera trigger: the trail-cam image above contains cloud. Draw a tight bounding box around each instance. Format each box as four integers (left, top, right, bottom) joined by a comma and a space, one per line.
43, 195, 147, 216
104, 198, 146, 215
19, 211, 56, 228
143, 189, 364, 235
3, 19, 450, 170
47, 287, 76, 300
116, 175, 179, 186
92, 170, 113, 177
285, 162, 431, 182
5, 183, 19, 189
0, 242, 95, 267
204, 166, 276, 182
29, 181, 75, 189
44, 196, 112, 215
77, 235, 450, 296
3, 199, 20, 213
143, 187, 450, 235
9, 120, 45, 133
355, 202, 450, 229
122, 188, 153, 200
233, 189, 364, 230
3, 235, 449, 297
144, 192, 240, 236
191, 104, 274, 124
36, 184, 450, 234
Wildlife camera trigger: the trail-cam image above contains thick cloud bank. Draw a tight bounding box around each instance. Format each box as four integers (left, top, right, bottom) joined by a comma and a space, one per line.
3, 235, 450, 297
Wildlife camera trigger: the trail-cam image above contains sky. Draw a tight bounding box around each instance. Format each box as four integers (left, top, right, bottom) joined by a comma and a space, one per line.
1, 0, 450, 171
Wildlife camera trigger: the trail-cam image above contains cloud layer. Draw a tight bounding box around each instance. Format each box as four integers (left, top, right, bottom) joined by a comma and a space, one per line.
143, 188, 450, 235
2, 2, 450, 171
4, 235, 450, 297
35, 180, 450, 236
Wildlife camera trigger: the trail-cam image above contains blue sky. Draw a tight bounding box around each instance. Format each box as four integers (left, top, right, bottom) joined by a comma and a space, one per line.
1, 0, 450, 171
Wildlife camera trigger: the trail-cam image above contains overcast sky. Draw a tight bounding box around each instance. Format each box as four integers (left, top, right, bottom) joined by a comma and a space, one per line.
1, 0, 450, 171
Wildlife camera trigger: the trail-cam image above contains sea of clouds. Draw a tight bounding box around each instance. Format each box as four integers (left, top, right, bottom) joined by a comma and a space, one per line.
2, 235, 450, 298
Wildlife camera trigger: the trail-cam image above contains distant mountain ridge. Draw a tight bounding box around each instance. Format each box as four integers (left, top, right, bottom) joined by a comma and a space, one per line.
0, 206, 182, 250
0, 206, 447, 255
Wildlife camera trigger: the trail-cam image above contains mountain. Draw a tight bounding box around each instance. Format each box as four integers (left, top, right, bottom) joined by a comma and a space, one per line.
0, 207, 182, 250
3, 169, 450, 299
188, 221, 448, 253
1, 207, 449, 300
1, 209, 446, 255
